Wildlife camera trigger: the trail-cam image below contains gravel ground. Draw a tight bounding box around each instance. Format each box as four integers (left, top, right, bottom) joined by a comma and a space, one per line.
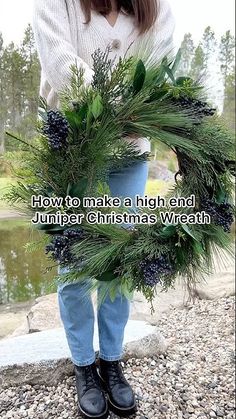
0, 296, 235, 419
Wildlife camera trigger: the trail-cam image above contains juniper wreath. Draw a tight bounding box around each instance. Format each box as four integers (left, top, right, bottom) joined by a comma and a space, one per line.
6, 48, 235, 307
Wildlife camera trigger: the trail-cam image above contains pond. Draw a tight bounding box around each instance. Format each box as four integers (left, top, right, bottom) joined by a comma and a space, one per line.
0, 219, 57, 305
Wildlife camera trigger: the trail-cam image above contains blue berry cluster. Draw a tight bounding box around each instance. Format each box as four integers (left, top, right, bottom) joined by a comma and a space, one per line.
172, 97, 216, 121
43, 110, 69, 150
201, 199, 234, 232
140, 254, 174, 287
45, 228, 85, 264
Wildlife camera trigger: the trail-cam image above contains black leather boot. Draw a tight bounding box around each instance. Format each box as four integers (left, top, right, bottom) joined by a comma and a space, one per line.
99, 359, 137, 417
75, 363, 109, 419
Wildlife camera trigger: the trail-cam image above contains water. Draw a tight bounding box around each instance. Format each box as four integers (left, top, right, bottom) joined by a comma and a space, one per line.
0, 219, 57, 305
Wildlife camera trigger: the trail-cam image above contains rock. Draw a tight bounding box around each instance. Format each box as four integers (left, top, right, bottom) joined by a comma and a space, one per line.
0, 301, 33, 340
10, 294, 62, 337
10, 293, 97, 338
27, 294, 62, 333
191, 399, 199, 408
148, 160, 175, 181
0, 312, 28, 340
194, 259, 235, 300
216, 410, 225, 417
123, 328, 168, 359
0, 359, 74, 390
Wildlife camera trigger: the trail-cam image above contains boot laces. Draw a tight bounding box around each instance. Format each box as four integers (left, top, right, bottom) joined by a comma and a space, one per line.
84, 365, 99, 391
109, 361, 126, 387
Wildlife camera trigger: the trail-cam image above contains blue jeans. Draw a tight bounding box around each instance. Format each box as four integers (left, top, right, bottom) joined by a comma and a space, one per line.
58, 161, 149, 366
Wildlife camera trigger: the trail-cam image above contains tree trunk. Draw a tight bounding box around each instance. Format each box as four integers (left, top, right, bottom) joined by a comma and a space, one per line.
0, 124, 5, 154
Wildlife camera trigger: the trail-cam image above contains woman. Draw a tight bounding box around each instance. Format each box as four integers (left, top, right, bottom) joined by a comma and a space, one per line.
32, 1, 175, 418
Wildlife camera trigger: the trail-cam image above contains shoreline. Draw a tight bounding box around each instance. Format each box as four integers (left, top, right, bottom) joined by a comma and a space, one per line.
0, 300, 35, 340
0, 210, 25, 220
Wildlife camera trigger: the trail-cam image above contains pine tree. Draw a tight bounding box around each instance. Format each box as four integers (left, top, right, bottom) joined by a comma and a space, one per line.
19, 24, 40, 137
176, 33, 195, 76
219, 30, 235, 88
223, 69, 235, 131
178, 27, 216, 86
1, 25, 41, 151
190, 44, 205, 81
3, 42, 25, 129
201, 26, 216, 72
0, 33, 6, 154
219, 30, 235, 130
21, 25, 40, 115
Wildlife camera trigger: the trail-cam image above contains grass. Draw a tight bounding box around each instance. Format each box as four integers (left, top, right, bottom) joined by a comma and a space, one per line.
146, 179, 173, 197
0, 218, 29, 230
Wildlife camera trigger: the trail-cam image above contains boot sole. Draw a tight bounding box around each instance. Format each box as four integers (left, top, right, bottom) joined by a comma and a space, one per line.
78, 401, 109, 419
98, 372, 137, 417
107, 397, 137, 417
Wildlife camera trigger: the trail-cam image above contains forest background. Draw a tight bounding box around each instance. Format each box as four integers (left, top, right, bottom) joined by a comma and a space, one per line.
0, 24, 235, 187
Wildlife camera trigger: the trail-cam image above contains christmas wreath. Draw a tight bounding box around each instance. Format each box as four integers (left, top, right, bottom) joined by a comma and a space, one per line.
6, 49, 235, 305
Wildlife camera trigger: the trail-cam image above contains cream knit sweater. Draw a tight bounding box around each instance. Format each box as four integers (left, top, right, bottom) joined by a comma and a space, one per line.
32, 0, 175, 153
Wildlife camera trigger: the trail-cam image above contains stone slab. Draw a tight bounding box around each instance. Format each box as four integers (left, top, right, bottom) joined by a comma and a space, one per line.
0, 320, 156, 368
0, 321, 169, 389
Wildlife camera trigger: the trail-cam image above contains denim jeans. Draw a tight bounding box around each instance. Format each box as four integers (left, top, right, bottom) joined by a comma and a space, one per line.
57, 160, 149, 366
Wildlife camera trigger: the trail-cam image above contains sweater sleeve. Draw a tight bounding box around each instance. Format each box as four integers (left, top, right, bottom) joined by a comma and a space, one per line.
153, 0, 176, 62
32, 0, 94, 93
